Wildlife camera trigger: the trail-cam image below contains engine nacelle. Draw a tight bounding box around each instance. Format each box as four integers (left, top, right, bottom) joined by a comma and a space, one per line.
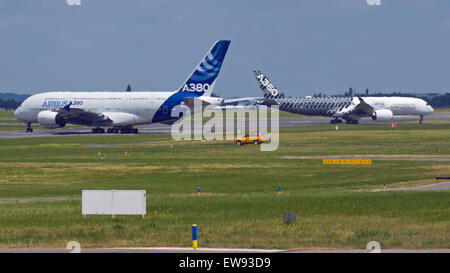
37, 110, 66, 128
371, 109, 393, 121
199, 96, 224, 106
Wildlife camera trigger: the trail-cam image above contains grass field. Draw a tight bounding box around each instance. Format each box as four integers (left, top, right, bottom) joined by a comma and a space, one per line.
0, 120, 449, 249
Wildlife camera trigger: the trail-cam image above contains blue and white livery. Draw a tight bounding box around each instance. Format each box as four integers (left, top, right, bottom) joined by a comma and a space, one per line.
14, 40, 231, 133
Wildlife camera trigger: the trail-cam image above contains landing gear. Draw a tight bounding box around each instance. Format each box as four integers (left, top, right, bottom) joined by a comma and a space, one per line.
92, 127, 105, 134
26, 122, 33, 133
419, 114, 424, 124
345, 119, 359, 124
107, 128, 119, 134
330, 118, 343, 124
106, 126, 138, 134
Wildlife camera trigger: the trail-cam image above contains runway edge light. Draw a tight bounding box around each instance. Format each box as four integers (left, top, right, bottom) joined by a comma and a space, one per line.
192, 224, 198, 250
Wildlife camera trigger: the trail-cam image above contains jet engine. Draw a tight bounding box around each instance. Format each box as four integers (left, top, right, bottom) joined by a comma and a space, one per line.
371, 109, 393, 121
37, 110, 66, 128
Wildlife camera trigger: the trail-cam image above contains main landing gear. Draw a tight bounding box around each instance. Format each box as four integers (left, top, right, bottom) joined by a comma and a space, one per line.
26, 122, 33, 133
92, 127, 105, 134
330, 118, 343, 124
419, 114, 424, 124
345, 119, 359, 124
92, 127, 138, 134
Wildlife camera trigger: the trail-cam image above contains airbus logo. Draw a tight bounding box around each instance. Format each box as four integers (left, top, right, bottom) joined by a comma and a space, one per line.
42, 100, 83, 108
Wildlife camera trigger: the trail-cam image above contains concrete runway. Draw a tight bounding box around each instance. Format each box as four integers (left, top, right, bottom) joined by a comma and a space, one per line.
377, 181, 450, 191
1, 112, 450, 139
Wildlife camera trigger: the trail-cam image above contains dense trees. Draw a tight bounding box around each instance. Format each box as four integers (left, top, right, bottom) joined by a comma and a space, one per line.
0, 99, 21, 110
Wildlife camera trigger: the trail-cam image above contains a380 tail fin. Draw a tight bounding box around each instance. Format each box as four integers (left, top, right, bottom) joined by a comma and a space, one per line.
178, 40, 231, 97
253, 70, 285, 99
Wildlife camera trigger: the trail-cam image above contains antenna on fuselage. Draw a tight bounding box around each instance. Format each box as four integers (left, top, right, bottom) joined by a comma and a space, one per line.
126, 84, 132, 92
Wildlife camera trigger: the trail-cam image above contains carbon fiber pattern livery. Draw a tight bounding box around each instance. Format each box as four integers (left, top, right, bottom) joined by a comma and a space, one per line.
253, 70, 351, 117
253, 70, 285, 99
274, 96, 352, 117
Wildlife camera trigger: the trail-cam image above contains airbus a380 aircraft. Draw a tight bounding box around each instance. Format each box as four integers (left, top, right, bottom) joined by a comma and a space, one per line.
14, 40, 230, 133
254, 71, 434, 124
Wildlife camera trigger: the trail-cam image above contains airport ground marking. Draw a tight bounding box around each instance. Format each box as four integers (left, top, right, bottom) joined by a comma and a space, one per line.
323, 159, 372, 165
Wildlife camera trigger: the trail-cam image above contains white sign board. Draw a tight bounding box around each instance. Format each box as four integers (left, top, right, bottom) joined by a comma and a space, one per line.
82, 190, 146, 218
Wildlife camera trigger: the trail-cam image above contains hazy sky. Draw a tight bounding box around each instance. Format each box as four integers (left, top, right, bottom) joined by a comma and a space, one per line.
1, 0, 450, 97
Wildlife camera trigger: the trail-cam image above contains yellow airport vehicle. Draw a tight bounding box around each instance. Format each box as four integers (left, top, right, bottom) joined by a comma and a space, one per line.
234, 133, 264, 146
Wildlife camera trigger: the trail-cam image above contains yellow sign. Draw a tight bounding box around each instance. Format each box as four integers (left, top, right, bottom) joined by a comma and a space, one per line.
323, 159, 372, 165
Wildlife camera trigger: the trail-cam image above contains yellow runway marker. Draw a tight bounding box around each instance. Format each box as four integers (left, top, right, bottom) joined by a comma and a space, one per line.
323, 159, 372, 165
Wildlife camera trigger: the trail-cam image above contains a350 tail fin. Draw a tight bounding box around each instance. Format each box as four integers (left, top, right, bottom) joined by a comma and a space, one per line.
178, 40, 231, 97
253, 70, 285, 99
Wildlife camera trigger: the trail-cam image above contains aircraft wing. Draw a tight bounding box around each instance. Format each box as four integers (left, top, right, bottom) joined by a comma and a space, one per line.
223, 97, 262, 105
52, 105, 109, 125
353, 97, 374, 116
335, 97, 374, 117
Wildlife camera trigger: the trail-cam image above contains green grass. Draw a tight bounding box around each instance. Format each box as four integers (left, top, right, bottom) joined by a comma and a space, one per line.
0, 110, 20, 124
0, 124, 449, 249
433, 108, 450, 113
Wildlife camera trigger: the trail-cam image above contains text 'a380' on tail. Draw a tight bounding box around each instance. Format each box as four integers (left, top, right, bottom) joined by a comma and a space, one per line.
178, 40, 231, 97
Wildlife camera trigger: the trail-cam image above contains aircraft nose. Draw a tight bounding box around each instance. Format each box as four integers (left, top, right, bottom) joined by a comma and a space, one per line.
14, 106, 23, 120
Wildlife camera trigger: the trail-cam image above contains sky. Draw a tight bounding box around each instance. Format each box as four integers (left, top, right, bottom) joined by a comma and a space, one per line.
1, 0, 450, 97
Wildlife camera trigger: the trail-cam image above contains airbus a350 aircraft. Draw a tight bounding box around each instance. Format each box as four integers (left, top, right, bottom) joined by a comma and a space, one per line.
14, 40, 230, 133
254, 70, 434, 124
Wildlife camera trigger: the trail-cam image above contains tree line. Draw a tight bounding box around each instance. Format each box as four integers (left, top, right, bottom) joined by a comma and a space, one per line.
0, 99, 21, 110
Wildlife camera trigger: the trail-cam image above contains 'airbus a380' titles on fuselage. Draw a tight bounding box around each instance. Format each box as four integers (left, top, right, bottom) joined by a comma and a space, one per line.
253, 70, 434, 124
14, 40, 231, 133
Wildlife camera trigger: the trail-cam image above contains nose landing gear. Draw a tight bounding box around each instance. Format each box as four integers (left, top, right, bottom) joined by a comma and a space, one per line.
26, 122, 33, 133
